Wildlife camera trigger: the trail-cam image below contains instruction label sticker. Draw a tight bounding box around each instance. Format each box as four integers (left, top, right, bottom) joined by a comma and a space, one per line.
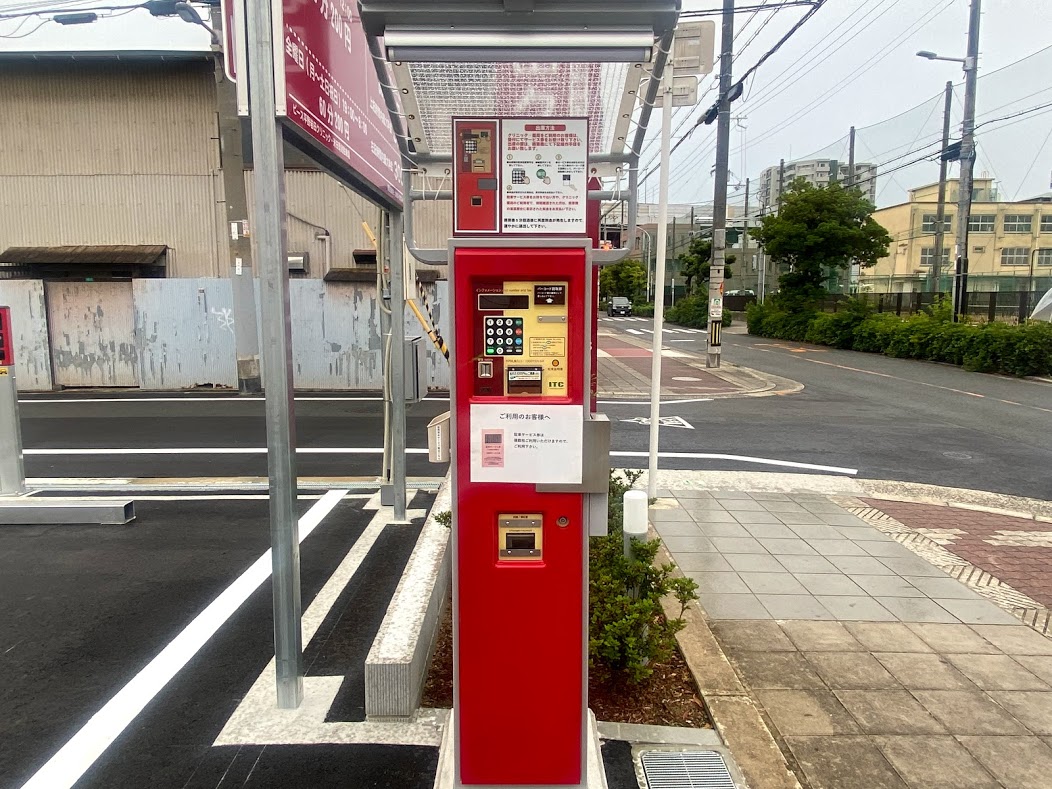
470, 404, 583, 484
534, 284, 567, 305
501, 118, 588, 234
529, 337, 566, 357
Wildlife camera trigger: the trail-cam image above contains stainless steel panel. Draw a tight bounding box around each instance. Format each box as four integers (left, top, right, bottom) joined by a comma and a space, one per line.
0, 280, 52, 390
134, 279, 238, 390
0, 500, 135, 525
0, 372, 26, 495
46, 281, 138, 388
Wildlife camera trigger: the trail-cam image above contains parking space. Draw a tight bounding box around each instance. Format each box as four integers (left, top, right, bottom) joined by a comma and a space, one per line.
2, 492, 435, 788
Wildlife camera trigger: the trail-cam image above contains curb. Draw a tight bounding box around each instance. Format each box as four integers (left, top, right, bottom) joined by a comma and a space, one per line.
656, 538, 803, 789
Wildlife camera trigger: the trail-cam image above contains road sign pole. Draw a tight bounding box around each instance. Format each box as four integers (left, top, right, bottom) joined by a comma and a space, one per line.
245, 0, 303, 709
647, 48, 674, 500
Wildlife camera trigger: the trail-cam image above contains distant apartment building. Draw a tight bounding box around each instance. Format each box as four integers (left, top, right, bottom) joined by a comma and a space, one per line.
758, 158, 878, 209
862, 178, 1052, 293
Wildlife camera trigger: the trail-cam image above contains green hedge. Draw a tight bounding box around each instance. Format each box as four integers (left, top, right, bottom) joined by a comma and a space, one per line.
665, 294, 733, 329
747, 298, 1052, 377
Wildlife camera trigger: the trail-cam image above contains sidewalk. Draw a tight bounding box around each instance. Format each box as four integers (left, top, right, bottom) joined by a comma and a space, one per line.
655, 488, 1052, 789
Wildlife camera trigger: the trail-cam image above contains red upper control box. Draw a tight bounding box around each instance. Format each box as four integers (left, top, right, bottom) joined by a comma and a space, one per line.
453, 120, 500, 234
0, 307, 12, 366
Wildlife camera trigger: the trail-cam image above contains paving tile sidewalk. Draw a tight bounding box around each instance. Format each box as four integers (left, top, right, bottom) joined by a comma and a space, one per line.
656, 490, 1052, 789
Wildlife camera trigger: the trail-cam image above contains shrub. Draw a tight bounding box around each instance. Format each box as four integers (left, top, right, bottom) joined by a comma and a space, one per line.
589, 471, 699, 683
664, 295, 732, 329
748, 293, 1052, 377
634, 303, 655, 318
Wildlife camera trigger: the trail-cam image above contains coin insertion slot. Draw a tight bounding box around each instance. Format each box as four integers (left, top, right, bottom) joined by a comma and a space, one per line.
477, 360, 494, 378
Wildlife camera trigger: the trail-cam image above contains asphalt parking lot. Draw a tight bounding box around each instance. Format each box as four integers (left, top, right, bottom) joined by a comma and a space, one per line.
2, 492, 437, 788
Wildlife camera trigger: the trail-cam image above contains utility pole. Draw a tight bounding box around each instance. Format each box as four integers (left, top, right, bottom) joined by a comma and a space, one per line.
932, 80, 953, 294
844, 125, 857, 294
210, 6, 262, 394
706, 0, 734, 369
847, 126, 856, 188
953, 0, 981, 321
743, 177, 750, 290
245, 0, 302, 708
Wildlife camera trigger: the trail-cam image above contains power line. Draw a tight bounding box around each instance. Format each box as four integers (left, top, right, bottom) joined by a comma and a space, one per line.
640, 0, 827, 186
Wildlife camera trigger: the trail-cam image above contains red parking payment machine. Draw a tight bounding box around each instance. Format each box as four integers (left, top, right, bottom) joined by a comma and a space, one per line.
451, 244, 592, 786
448, 116, 609, 788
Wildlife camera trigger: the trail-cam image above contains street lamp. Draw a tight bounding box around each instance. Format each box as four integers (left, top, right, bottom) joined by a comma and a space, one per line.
916, 0, 981, 321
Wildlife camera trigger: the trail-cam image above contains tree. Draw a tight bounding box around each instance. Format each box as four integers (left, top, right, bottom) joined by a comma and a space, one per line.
599, 259, 647, 302
679, 237, 734, 294
750, 179, 892, 297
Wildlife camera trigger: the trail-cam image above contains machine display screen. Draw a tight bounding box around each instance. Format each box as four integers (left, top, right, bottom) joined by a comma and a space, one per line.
478, 294, 530, 311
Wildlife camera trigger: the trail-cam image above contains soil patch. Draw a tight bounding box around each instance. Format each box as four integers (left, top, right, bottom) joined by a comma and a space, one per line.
421, 595, 711, 729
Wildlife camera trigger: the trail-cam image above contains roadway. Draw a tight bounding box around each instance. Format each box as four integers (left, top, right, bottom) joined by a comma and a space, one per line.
16, 320, 1052, 498
600, 315, 1052, 500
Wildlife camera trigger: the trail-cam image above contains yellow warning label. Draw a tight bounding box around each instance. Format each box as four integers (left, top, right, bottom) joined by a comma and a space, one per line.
0, 367, 8, 376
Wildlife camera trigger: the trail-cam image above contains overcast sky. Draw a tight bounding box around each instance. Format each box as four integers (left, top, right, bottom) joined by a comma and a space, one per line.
653, 0, 1052, 206
2, 0, 1050, 209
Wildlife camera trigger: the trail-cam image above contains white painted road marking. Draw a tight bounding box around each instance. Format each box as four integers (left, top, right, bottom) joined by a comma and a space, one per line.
19, 396, 451, 405
611, 451, 858, 475
19, 489, 350, 789
596, 397, 714, 405
626, 328, 645, 335
621, 416, 695, 429
24, 447, 430, 455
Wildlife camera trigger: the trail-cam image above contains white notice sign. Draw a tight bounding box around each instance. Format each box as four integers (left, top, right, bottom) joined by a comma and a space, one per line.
501, 119, 588, 235
470, 403, 583, 484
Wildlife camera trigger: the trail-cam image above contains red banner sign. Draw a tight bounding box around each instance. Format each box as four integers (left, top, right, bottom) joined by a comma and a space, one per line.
278, 0, 402, 206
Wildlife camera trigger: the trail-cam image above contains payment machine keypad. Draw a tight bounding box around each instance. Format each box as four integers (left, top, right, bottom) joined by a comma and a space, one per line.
484, 316, 524, 356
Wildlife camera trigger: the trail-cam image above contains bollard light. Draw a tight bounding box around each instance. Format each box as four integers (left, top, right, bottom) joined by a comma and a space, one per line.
623, 489, 649, 558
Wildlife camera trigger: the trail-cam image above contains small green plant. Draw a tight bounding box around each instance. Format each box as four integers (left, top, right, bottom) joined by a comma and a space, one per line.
434, 510, 452, 528
589, 471, 699, 684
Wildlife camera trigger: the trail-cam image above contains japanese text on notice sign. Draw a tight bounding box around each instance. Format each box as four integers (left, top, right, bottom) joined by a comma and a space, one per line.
470, 404, 583, 484
501, 119, 588, 234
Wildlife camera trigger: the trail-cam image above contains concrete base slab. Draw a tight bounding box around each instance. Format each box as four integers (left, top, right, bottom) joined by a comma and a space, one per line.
434, 710, 608, 789
0, 498, 134, 525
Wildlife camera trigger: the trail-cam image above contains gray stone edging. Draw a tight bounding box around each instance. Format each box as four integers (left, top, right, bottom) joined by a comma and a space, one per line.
364, 476, 452, 719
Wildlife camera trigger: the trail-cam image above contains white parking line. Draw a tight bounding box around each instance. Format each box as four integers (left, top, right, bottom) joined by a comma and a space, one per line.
19, 489, 350, 789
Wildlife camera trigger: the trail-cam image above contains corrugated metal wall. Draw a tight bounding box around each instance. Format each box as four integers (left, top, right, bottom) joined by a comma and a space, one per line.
0, 280, 52, 390
0, 278, 447, 392
136, 279, 239, 389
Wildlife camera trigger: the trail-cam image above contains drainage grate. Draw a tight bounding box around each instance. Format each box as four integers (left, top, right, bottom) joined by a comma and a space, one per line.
640, 750, 735, 789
